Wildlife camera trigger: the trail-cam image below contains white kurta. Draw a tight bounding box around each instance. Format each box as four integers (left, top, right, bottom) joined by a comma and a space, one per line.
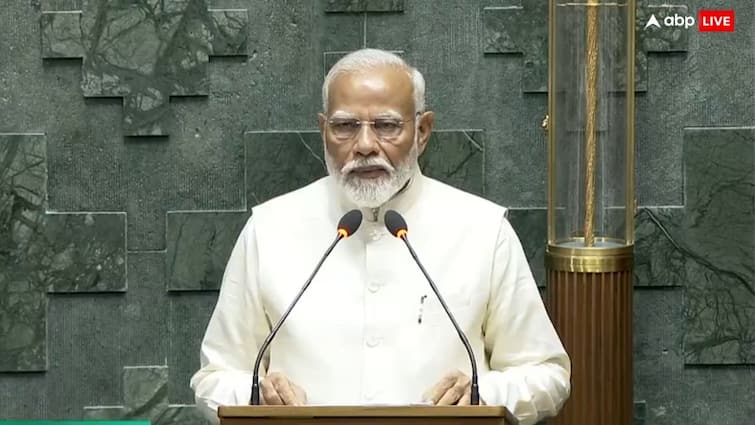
190, 171, 570, 425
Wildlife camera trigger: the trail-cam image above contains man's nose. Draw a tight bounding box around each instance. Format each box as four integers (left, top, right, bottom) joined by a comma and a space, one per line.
354, 122, 380, 155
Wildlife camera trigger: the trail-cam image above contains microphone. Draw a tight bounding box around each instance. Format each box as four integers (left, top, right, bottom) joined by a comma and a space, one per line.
249, 209, 363, 405
384, 209, 480, 405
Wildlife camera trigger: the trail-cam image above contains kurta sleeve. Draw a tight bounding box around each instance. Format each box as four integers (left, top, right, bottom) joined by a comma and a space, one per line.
478, 215, 571, 425
190, 218, 271, 424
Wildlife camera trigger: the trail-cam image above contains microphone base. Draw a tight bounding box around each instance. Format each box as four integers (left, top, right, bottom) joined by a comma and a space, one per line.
471, 382, 480, 405
250, 381, 261, 405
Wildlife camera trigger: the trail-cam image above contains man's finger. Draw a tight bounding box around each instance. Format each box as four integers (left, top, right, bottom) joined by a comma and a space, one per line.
267, 372, 286, 386
458, 373, 471, 387
260, 380, 283, 405
423, 375, 456, 404
274, 378, 300, 405
456, 387, 472, 405
436, 383, 466, 405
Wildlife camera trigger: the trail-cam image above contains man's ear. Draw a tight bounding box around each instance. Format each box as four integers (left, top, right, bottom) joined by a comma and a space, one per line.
416, 111, 435, 156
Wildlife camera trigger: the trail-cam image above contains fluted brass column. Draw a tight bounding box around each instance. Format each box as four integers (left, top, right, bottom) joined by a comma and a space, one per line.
546, 1, 635, 424
546, 248, 633, 425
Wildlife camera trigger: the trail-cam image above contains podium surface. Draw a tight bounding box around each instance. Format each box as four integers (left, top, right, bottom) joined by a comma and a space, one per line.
219, 405, 516, 425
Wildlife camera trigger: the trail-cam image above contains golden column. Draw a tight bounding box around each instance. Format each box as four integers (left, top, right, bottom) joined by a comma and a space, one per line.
546, 1, 635, 424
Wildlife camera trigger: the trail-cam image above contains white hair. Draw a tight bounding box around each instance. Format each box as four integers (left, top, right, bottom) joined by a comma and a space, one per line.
322, 48, 426, 114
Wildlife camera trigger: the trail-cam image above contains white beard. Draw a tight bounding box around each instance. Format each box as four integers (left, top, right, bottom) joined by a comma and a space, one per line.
325, 142, 419, 209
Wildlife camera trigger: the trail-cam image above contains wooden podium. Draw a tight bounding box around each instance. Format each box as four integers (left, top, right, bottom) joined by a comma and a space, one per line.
218, 405, 516, 425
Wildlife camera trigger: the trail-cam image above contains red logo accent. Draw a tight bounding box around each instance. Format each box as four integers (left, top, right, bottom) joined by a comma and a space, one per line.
698, 10, 735, 32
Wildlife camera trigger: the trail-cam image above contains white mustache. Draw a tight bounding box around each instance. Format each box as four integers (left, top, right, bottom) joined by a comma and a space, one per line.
341, 157, 395, 175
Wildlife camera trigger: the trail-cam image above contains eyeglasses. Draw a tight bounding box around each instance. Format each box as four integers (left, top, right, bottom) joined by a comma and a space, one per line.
327, 116, 416, 143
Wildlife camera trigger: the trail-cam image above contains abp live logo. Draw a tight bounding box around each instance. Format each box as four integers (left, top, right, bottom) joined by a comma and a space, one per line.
643, 9, 735, 32
698, 10, 736, 32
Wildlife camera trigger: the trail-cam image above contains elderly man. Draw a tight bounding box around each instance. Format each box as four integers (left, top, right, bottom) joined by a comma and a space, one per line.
190, 49, 570, 425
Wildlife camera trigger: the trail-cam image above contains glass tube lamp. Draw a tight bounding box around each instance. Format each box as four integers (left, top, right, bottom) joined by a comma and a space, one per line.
546, 1, 635, 424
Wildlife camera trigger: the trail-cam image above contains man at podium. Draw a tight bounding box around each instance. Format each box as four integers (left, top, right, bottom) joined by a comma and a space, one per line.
190, 49, 570, 425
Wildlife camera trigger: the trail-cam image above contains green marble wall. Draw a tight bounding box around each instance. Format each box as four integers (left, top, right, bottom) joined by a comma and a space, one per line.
1, 1, 753, 424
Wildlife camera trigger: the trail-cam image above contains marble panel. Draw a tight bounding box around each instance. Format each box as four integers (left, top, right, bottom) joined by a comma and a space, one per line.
681, 127, 754, 365
419, 130, 485, 197
84, 365, 207, 425
506, 208, 546, 287
40, 1, 249, 136
324, 0, 404, 13
0, 133, 126, 372
482, 1, 547, 93
245, 131, 327, 207
166, 211, 249, 291
633, 208, 685, 287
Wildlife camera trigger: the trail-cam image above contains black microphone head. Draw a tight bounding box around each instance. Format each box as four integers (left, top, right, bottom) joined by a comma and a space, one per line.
384, 209, 407, 238
337, 209, 363, 238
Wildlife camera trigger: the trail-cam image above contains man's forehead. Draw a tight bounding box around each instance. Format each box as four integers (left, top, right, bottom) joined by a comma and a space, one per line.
329, 109, 403, 118
327, 67, 414, 113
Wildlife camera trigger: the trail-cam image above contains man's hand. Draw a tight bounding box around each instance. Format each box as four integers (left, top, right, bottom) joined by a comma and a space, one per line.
260, 372, 307, 405
423, 370, 473, 405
